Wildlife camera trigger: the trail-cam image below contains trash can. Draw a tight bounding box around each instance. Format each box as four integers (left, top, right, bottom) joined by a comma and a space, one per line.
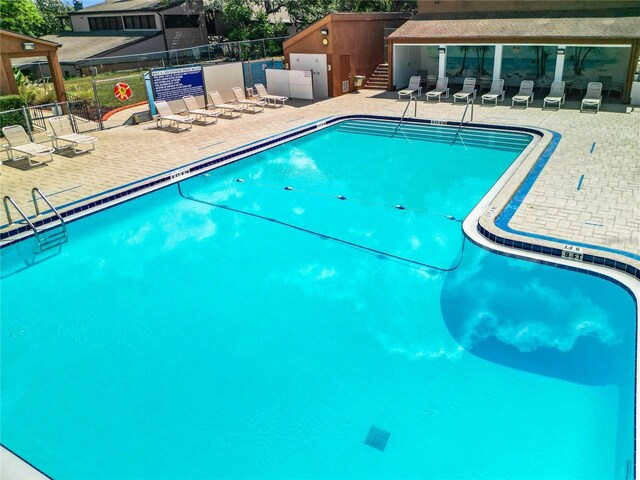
354, 75, 365, 89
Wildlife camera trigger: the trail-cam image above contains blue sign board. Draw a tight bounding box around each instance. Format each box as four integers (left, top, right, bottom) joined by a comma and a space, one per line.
151, 65, 204, 102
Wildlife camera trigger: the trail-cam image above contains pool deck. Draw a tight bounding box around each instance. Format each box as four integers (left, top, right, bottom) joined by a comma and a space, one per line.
1, 89, 638, 272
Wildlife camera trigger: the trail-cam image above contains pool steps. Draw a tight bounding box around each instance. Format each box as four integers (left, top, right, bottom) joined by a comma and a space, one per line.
336, 120, 531, 152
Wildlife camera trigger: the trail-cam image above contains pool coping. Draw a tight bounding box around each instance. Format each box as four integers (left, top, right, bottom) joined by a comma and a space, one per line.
1, 114, 638, 478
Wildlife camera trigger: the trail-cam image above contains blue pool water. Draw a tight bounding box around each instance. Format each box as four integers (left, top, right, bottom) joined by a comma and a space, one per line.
1, 120, 636, 479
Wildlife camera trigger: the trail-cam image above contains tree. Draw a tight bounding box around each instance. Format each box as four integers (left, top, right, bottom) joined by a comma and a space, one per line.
0, 0, 44, 37
35, 0, 73, 35
284, 0, 334, 31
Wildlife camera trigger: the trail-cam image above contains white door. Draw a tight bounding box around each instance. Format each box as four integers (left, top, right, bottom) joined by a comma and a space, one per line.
289, 53, 328, 99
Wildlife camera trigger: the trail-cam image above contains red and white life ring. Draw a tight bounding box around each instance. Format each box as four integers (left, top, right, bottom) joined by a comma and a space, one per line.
114, 82, 132, 102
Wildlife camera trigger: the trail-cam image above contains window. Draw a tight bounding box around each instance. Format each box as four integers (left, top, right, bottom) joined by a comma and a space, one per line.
88, 16, 123, 31
124, 15, 156, 30
163, 15, 200, 29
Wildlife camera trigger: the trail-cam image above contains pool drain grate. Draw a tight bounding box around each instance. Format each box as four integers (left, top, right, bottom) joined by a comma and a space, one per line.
364, 426, 390, 452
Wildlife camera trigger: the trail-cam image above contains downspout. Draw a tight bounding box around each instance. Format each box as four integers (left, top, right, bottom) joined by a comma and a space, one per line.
158, 12, 170, 64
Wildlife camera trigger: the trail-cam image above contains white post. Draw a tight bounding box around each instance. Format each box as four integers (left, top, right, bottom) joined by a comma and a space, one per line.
493, 44, 503, 80
554, 45, 566, 81
438, 45, 447, 78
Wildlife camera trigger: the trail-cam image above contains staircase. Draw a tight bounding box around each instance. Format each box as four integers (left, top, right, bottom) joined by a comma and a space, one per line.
363, 64, 389, 90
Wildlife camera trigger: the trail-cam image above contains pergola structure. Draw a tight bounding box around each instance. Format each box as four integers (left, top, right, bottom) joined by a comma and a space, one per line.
0, 29, 66, 102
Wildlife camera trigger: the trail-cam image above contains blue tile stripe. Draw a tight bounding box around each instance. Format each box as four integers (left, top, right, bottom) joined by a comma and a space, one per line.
476, 223, 640, 283
493, 128, 639, 263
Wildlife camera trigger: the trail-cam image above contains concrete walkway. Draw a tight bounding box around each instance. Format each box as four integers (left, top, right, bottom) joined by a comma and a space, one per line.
1, 90, 638, 268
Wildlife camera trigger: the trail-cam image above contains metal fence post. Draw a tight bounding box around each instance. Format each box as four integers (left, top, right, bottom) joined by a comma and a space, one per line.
262, 39, 266, 59
21, 106, 33, 142
91, 73, 104, 130
66, 101, 77, 133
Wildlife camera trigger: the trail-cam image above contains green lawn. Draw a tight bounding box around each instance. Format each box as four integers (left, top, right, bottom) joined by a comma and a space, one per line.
64, 70, 148, 109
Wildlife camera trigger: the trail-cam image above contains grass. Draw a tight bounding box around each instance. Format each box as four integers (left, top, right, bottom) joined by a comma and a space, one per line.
64, 70, 147, 109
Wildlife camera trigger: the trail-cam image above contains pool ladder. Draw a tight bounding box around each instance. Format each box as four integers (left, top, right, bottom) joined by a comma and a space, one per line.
3, 188, 68, 253
452, 96, 474, 148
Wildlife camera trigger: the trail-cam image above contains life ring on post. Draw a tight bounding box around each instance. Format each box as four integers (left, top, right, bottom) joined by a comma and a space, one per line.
114, 82, 132, 102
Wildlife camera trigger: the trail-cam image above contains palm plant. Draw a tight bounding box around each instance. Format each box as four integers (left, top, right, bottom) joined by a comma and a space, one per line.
474, 46, 492, 75
568, 47, 603, 76
455, 46, 471, 76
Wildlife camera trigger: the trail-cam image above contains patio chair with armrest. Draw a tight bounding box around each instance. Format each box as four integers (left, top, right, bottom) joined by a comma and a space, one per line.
2, 125, 54, 168
453, 78, 477, 103
511, 80, 535, 107
232, 87, 267, 113
398, 76, 422, 100
480, 79, 505, 105
254, 83, 288, 107
183, 95, 220, 124
543, 81, 566, 109
154, 100, 195, 131
425, 77, 450, 102
208, 90, 246, 118
581, 82, 603, 113
48, 116, 97, 153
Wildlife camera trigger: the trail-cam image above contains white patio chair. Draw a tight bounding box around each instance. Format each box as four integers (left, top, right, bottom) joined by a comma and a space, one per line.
425, 77, 450, 102
232, 87, 267, 113
543, 81, 566, 110
2, 125, 54, 168
154, 100, 195, 131
453, 78, 477, 103
398, 76, 422, 100
208, 91, 245, 118
183, 95, 220, 124
254, 83, 288, 107
511, 80, 535, 107
480, 79, 505, 105
48, 116, 97, 153
581, 82, 603, 113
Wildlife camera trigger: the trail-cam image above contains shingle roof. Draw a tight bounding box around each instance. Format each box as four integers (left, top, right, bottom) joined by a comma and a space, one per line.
388, 8, 640, 40
39, 31, 157, 62
71, 0, 185, 14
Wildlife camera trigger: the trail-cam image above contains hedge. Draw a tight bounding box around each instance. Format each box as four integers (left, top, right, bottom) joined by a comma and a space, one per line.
0, 95, 29, 135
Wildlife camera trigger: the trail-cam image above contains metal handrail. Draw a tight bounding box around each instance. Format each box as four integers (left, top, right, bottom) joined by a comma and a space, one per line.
393, 95, 418, 137
3, 195, 41, 244
452, 96, 474, 148
32, 187, 64, 219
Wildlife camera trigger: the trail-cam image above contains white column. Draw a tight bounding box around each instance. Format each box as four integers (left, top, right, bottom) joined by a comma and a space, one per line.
554, 45, 566, 81
438, 45, 447, 78
392, 43, 398, 88
493, 44, 503, 80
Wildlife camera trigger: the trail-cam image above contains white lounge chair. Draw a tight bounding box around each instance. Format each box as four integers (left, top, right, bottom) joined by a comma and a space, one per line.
398, 76, 422, 100
154, 100, 194, 131
254, 83, 287, 107
581, 82, 603, 113
232, 87, 266, 113
183, 95, 220, 124
480, 79, 505, 105
2, 125, 54, 168
511, 80, 535, 107
425, 77, 450, 102
48, 116, 97, 153
453, 78, 477, 103
543, 81, 566, 109
208, 91, 245, 118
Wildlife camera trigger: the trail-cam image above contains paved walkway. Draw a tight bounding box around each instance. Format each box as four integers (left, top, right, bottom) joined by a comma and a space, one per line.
1, 90, 638, 268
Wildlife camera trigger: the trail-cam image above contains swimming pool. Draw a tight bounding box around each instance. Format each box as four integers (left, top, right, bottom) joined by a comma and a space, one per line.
1, 119, 637, 479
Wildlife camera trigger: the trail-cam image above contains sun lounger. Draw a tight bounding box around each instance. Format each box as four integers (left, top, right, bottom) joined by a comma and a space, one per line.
480, 79, 505, 105
154, 100, 194, 131
208, 91, 245, 118
2, 125, 54, 168
581, 82, 603, 113
425, 77, 450, 102
543, 81, 566, 109
183, 95, 220, 124
48, 116, 97, 153
232, 87, 266, 113
453, 78, 477, 103
254, 83, 288, 107
511, 80, 535, 107
398, 76, 422, 100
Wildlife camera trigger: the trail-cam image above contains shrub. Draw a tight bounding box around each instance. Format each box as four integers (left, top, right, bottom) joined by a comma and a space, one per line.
0, 95, 29, 134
